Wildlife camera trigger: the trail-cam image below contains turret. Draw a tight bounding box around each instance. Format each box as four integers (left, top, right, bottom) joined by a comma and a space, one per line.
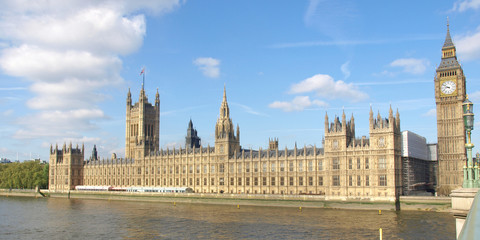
127, 88, 132, 106
186, 119, 201, 149
237, 124, 240, 142
369, 106, 374, 129
324, 112, 329, 133
396, 109, 400, 130
389, 105, 394, 128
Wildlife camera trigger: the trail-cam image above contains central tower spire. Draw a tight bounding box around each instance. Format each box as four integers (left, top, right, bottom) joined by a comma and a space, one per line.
215, 85, 240, 157
220, 84, 230, 118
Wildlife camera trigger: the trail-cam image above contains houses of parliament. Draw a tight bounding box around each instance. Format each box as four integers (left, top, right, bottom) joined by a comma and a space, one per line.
48, 23, 470, 199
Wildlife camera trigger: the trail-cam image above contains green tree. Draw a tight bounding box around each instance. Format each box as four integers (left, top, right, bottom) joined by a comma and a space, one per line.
0, 161, 49, 189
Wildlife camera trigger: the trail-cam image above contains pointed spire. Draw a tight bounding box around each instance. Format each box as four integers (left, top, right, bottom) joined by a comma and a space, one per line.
325, 112, 329, 132
219, 84, 230, 118
127, 88, 132, 106
236, 124, 240, 142
443, 17, 454, 49
155, 88, 160, 105
389, 105, 393, 118
223, 83, 227, 102
396, 108, 401, 129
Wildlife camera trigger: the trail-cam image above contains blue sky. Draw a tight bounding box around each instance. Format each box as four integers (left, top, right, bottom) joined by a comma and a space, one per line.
1, 0, 480, 161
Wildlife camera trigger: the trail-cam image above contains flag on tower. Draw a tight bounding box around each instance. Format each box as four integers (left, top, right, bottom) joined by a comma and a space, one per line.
140, 67, 146, 88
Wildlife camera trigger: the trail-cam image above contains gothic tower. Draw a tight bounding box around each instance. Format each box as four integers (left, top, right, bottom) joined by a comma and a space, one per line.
185, 119, 201, 149
125, 86, 160, 159
49, 142, 84, 191
215, 86, 240, 157
435, 21, 467, 191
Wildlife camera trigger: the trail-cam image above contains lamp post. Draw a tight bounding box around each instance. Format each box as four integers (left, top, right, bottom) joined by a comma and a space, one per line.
462, 95, 478, 188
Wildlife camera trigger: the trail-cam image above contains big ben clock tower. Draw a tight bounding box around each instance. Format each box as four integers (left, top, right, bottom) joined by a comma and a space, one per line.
435, 21, 467, 193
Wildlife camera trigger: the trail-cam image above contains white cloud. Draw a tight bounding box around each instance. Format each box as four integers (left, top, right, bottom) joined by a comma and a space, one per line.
341, 61, 351, 79
231, 102, 268, 117
289, 74, 368, 102
2, 109, 13, 117
13, 109, 106, 140
0, 8, 146, 56
269, 96, 328, 112
0, 1, 181, 149
456, 26, 480, 61
163, 141, 182, 149
193, 57, 220, 78
422, 109, 436, 117
372, 70, 396, 78
389, 58, 430, 75
0, 45, 123, 82
452, 0, 480, 12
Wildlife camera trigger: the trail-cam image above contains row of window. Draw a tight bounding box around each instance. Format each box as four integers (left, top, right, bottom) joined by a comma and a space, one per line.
439, 69, 456, 77
82, 157, 388, 176
82, 175, 387, 187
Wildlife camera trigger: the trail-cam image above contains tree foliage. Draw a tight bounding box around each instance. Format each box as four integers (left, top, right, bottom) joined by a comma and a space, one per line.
0, 161, 49, 189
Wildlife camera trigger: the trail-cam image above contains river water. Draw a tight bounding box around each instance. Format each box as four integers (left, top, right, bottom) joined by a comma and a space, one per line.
0, 196, 455, 239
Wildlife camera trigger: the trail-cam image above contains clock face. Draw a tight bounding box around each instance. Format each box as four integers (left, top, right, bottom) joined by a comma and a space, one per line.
441, 81, 456, 95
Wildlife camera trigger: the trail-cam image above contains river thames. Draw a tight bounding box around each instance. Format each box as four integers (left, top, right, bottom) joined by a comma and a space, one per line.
0, 196, 455, 239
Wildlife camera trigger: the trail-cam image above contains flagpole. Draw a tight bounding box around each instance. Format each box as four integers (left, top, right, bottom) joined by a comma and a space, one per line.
141, 67, 145, 89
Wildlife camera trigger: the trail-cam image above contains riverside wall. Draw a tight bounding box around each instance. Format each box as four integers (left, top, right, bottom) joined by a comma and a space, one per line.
0, 189, 451, 212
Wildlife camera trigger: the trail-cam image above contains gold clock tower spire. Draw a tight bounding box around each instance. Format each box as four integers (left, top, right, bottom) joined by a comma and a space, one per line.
435, 20, 467, 194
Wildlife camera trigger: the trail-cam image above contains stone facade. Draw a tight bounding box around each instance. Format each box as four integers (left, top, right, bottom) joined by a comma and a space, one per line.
48, 143, 85, 192
49, 85, 403, 201
435, 23, 467, 192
